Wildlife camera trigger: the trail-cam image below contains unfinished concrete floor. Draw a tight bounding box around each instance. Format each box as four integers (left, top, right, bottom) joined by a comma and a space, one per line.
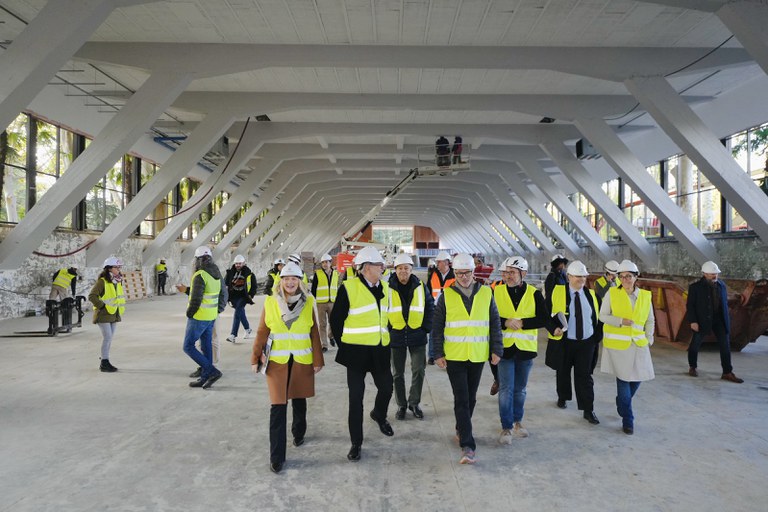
1, 293, 767, 512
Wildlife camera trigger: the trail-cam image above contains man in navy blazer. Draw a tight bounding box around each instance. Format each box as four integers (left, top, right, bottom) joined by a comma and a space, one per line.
686, 261, 743, 383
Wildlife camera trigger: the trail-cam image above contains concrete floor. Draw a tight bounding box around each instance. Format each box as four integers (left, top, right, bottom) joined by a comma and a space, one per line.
1, 293, 767, 512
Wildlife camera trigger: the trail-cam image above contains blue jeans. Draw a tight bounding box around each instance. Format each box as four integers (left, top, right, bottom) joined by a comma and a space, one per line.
230, 296, 250, 336
497, 358, 534, 428
183, 318, 217, 380
616, 378, 641, 429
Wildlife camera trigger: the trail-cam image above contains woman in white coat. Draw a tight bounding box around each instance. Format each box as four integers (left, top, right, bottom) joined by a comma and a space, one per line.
599, 259, 654, 435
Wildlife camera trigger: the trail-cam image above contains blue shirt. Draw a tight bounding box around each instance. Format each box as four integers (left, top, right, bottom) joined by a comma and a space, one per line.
568, 287, 594, 340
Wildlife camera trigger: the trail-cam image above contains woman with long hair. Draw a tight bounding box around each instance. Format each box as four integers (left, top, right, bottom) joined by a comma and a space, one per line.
88, 257, 126, 373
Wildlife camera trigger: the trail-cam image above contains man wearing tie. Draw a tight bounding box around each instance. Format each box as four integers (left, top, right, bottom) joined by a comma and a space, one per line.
545, 260, 602, 425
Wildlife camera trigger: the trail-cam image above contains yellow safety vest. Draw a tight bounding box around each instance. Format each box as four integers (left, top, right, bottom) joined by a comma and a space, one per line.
602, 287, 652, 350
596, 276, 620, 289
346, 266, 355, 279
388, 282, 425, 330
156, 263, 167, 273
97, 278, 125, 315
548, 285, 599, 341
189, 270, 221, 321
443, 286, 491, 363
342, 278, 389, 346
53, 269, 75, 289
264, 294, 315, 365
314, 269, 339, 303
494, 283, 538, 352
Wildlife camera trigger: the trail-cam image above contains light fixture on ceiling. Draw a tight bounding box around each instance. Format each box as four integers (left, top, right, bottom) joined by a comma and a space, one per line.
256, 114, 270, 122
539, 117, 555, 123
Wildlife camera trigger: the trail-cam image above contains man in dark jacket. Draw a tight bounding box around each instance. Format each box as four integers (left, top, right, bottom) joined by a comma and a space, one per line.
544, 254, 568, 299
224, 254, 257, 343
686, 261, 743, 383
387, 254, 435, 420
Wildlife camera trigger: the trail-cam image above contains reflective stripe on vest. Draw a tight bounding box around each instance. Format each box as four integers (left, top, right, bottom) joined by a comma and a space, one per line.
443, 286, 491, 362
548, 285, 599, 341
53, 269, 75, 289
264, 295, 315, 364
602, 288, 652, 350
314, 269, 339, 303
430, 272, 455, 300
388, 282, 425, 330
96, 278, 125, 315
189, 270, 221, 321
494, 283, 538, 352
342, 278, 389, 346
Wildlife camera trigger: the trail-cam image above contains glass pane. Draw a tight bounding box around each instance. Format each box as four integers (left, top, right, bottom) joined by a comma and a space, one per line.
0, 166, 26, 222
86, 186, 106, 231
3, 114, 27, 168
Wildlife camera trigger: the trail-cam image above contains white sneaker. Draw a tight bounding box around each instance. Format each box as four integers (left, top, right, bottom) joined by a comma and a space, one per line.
459, 447, 476, 464
244, 328, 253, 338
226, 335, 236, 343
498, 429, 513, 445
513, 422, 529, 438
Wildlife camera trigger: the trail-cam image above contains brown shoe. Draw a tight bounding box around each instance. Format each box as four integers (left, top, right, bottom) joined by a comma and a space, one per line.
490, 380, 499, 396
721, 372, 744, 383
688, 367, 698, 377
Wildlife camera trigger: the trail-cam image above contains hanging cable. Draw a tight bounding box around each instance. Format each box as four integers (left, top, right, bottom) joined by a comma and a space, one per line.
32, 239, 96, 258
148, 117, 252, 222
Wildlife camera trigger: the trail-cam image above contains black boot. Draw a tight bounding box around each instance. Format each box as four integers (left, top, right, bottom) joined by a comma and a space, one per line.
100, 359, 118, 373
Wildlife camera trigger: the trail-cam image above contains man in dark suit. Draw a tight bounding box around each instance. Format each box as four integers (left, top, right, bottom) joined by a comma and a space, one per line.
686, 261, 743, 383
545, 260, 602, 425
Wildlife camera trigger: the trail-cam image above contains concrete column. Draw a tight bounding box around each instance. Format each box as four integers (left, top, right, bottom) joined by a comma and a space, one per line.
575, 117, 717, 264
538, 144, 658, 267
87, 111, 234, 265
679, 155, 695, 220
717, 1, 768, 78
625, 75, 768, 244
0, 71, 192, 269
0, 0, 152, 131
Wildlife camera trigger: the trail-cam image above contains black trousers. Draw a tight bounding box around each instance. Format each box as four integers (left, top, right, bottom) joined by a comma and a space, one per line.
157, 274, 167, 294
688, 318, 732, 373
556, 338, 597, 411
346, 365, 393, 446
446, 360, 485, 451
268, 357, 307, 464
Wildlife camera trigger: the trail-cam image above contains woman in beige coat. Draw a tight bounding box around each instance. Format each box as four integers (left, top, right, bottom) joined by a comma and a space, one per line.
251, 262, 324, 474
88, 257, 126, 373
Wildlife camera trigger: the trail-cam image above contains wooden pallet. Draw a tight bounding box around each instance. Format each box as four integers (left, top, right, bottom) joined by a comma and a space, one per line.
122, 270, 147, 301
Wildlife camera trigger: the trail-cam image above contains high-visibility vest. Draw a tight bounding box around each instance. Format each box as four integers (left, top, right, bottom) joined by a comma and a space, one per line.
388, 282, 425, 330
189, 270, 221, 321
602, 287, 652, 350
314, 269, 339, 303
96, 278, 125, 315
346, 266, 355, 279
430, 271, 455, 300
156, 263, 167, 274
490, 280, 504, 290
342, 278, 389, 346
264, 294, 314, 365
596, 276, 619, 289
246, 274, 254, 294
443, 286, 491, 363
494, 283, 538, 352
53, 269, 76, 289
548, 285, 599, 341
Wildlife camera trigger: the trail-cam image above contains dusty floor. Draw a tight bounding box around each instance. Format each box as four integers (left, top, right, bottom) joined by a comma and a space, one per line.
1, 293, 767, 512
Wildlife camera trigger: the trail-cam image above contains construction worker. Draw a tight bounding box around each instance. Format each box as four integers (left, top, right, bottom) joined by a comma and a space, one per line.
493, 257, 547, 443
330, 246, 393, 462
50, 267, 78, 300
426, 250, 455, 365
545, 260, 602, 426
88, 257, 125, 373
311, 253, 340, 351
287, 254, 309, 284
156, 259, 168, 295
388, 253, 434, 420
594, 260, 620, 300
432, 253, 503, 465
225, 254, 257, 343
265, 258, 285, 296
183, 246, 227, 389
544, 254, 569, 299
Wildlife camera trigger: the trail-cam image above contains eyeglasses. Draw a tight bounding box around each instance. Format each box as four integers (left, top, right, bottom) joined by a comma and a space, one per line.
455, 271, 473, 277
619, 274, 636, 280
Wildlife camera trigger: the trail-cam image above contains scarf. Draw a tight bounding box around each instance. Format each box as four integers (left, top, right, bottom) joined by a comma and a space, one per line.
110, 273, 123, 284
276, 287, 306, 329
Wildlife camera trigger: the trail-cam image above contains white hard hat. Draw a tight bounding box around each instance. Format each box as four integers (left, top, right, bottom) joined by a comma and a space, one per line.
502, 256, 528, 272
280, 262, 304, 278
103, 256, 123, 267
287, 253, 301, 265
320, 253, 332, 262
617, 259, 639, 274
566, 260, 589, 277
233, 254, 246, 264
435, 251, 452, 262
274, 258, 285, 265
194, 246, 212, 258
354, 246, 385, 265
394, 254, 414, 267
551, 254, 568, 264
452, 253, 475, 270
701, 261, 721, 274
604, 260, 620, 273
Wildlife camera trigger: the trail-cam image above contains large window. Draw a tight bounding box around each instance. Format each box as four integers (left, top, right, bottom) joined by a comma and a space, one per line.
0, 113, 28, 223
372, 225, 414, 253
